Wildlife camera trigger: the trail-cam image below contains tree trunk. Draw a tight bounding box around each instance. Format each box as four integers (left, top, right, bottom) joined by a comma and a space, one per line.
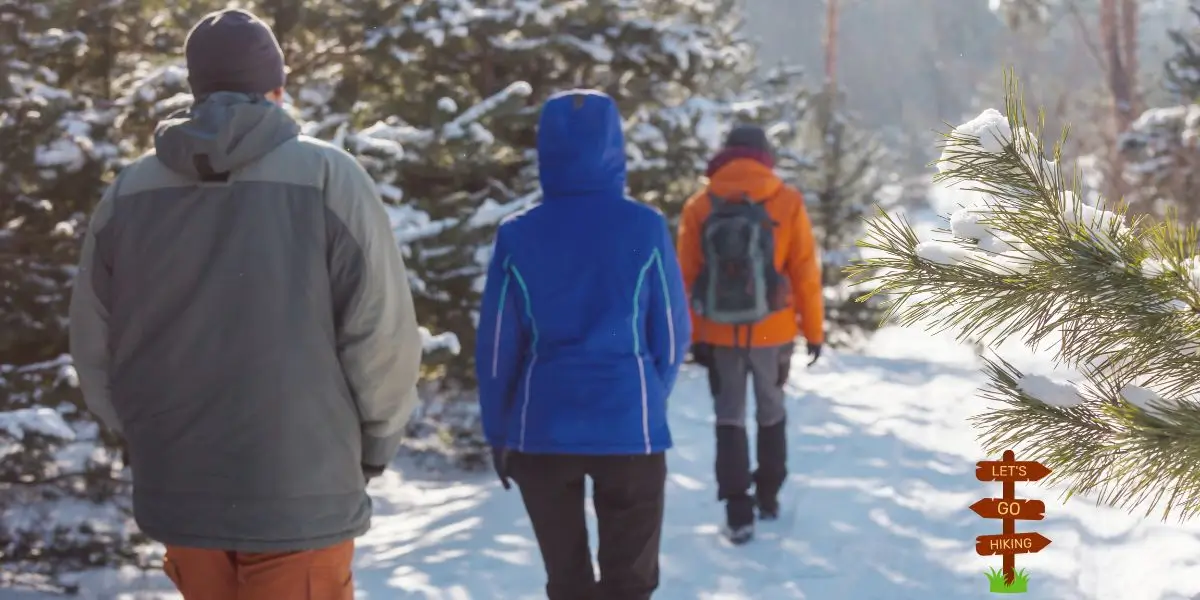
1120, 0, 1140, 117
1100, 0, 1134, 133
1099, 0, 1140, 204
823, 0, 839, 90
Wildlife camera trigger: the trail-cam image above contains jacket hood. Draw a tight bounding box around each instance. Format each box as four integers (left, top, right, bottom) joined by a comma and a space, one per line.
154, 92, 300, 179
708, 157, 784, 201
536, 89, 626, 198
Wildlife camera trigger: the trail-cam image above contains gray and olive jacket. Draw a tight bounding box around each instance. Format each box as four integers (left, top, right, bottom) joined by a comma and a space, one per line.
68, 92, 423, 552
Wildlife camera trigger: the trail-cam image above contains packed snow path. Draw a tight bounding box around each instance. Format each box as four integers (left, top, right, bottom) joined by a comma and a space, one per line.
7, 327, 1200, 600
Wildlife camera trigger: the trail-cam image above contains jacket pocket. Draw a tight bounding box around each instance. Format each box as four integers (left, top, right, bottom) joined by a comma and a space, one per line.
639, 358, 670, 403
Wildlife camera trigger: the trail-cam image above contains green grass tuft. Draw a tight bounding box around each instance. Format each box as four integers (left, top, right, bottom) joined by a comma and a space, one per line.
984, 567, 1030, 593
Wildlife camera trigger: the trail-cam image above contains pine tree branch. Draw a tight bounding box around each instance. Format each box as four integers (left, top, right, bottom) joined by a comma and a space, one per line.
848, 69, 1200, 521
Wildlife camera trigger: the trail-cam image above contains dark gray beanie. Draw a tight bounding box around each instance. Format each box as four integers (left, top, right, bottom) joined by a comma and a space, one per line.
185, 9, 286, 98
724, 124, 772, 153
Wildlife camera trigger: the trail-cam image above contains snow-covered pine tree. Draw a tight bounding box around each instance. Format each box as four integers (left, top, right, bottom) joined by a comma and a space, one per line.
620, 0, 758, 216
647, 61, 813, 205
849, 71, 1200, 520
731, 62, 813, 184
366, 0, 756, 221
801, 86, 888, 347
353, 0, 759, 375
289, 0, 540, 382
0, 0, 143, 589
991, 0, 1052, 30
334, 83, 533, 380
1165, 1, 1200, 102
1119, 3, 1200, 223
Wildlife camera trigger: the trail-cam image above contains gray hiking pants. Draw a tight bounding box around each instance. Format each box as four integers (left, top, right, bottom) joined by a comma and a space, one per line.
703, 343, 794, 528
707, 344, 792, 428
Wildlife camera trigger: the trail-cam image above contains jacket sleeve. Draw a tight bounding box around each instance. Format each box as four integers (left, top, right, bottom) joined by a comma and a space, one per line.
474, 226, 526, 448
324, 149, 423, 469
69, 185, 121, 434
647, 216, 692, 393
676, 194, 704, 295
785, 189, 826, 345
676, 193, 705, 340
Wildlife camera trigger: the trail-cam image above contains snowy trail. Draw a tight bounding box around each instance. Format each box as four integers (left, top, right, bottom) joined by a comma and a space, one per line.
8, 327, 1200, 599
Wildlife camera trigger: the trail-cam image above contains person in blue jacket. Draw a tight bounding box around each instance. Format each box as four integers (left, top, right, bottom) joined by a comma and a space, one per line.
475, 89, 691, 600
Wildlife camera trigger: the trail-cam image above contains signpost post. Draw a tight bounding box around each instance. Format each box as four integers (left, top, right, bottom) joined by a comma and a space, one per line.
972, 450, 1053, 592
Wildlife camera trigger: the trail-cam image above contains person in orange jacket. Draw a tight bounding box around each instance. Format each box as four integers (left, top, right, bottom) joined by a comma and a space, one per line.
676, 124, 824, 544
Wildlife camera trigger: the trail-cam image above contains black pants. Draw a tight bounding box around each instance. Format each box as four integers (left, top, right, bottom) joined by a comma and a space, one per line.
509, 452, 667, 600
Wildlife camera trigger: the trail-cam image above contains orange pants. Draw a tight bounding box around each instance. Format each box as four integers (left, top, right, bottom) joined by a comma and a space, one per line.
162, 540, 354, 600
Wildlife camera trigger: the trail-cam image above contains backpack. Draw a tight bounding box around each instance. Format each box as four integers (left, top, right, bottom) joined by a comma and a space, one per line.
691, 192, 789, 348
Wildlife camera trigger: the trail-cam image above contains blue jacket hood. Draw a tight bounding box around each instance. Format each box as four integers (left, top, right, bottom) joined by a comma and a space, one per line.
536, 89, 627, 198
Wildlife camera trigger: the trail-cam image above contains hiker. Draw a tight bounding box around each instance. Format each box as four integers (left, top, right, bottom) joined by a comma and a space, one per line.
475, 89, 691, 600
67, 9, 423, 599
676, 124, 825, 545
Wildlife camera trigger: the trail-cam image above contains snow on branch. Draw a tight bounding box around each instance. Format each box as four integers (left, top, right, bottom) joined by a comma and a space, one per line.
0, 408, 75, 443
848, 71, 1200, 521
626, 97, 729, 173
0, 408, 75, 460
380, 186, 539, 360
420, 326, 461, 362
346, 80, 531, 157
441, 81, 532, 141
385, 189, 539, 247
1118, 103, 1200, 220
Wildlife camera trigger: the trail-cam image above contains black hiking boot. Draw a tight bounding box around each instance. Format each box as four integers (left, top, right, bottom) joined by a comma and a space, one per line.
722, 523, 755, 545
715, 424, 756, 546
724, 493, 756, 545
756, 495, 780, 521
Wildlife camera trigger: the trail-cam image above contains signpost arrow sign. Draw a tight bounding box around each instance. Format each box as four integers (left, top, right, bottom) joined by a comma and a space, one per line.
975, 459, 1052, 483
969, 497, 1046, 521
970, 450, 1052, 592
975, 532, 1052, 557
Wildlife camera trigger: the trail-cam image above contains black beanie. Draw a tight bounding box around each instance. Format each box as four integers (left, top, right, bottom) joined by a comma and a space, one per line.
724, 124, 772, 154
184, 9, 286, 98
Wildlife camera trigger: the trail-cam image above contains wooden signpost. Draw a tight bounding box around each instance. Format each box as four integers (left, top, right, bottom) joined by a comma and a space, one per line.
972, 450, 1052, 589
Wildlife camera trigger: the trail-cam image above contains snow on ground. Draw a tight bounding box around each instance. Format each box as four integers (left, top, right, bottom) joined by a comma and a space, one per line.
5, 325, 1200, 599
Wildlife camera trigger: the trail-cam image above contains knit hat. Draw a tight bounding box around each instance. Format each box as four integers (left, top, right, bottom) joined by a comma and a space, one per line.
184, 9, 286, 98
705, 125, 775, 176
724, 124, 773, 154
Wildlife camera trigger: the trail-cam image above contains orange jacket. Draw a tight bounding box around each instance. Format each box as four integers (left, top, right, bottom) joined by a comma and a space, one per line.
676, 158, 824, 347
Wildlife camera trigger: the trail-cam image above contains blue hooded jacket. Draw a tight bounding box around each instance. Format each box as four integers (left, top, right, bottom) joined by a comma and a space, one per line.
475, 90, 692, 455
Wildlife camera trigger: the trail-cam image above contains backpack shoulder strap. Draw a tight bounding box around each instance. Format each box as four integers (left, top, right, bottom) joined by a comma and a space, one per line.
754, 197, 782, 229
707, 191, 727, 210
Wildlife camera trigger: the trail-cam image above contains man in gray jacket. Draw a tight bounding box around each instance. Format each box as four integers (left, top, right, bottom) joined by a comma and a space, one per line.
67, 9, 422, 599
